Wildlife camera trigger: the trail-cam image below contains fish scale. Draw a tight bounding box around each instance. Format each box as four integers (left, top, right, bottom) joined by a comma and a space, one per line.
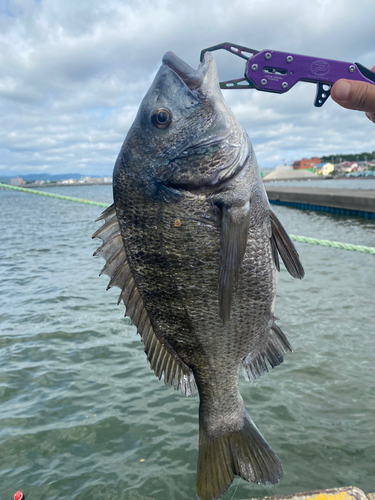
94, 49, 304, 500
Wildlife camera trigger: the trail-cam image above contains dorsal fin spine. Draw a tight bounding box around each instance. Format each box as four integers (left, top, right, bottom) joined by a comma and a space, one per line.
137, 308, 148, 332
92, 216, 118, 241
125, 287, 140, 318
117, 269, 133, 304
95, 203, 116, 222
146, 335, 158, 361
107, 260, 129, 290
93, 207, 197, 396
100, 245, 124, 277
131, 298, 144, 326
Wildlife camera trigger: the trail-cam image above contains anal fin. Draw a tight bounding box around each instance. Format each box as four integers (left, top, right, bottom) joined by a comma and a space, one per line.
242, 322, 292, 381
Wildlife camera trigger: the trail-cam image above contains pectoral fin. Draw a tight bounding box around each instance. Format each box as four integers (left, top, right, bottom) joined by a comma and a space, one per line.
218, 202, 250, 324
270, 209, 304, 279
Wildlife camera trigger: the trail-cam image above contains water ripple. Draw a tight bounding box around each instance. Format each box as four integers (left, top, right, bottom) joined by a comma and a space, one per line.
0, 185, 374, 500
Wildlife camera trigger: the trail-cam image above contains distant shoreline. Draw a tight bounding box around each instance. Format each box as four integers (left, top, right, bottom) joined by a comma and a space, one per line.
6, 176, 375, 190
24, 181, 112, 188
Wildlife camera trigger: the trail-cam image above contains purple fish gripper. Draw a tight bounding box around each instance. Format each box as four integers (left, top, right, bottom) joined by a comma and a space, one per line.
200, 43, 375, 107
245, 49, 375, 106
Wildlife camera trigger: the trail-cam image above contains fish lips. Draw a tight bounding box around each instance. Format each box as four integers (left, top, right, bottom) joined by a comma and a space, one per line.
162, 51, 214, 92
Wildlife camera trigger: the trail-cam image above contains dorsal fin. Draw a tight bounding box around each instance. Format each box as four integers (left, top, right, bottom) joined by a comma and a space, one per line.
93, 204, 197, 397
269, 209, 304, 279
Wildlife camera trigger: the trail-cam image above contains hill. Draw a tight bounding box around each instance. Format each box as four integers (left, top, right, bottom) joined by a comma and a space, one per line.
320, 151, 375, 163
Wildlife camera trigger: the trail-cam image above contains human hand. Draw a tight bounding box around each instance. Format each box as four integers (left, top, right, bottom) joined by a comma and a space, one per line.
331, 65, 375, 123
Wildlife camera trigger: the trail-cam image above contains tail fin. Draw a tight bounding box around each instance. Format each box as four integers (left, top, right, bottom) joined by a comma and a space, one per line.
196, 410, 282, 500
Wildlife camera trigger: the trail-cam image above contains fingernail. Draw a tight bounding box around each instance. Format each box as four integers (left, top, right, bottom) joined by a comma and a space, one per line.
366, 112, 375, 123
334, 80, 351, 100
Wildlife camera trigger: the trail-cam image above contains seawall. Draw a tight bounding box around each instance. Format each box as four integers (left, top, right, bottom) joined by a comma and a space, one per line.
265, 186, 375, 219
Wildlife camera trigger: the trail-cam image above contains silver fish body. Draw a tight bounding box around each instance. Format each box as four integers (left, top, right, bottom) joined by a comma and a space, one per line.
94, 51, 304, 500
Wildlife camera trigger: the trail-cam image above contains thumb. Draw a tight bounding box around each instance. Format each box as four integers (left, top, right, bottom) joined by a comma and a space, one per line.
331, 68, 375, 123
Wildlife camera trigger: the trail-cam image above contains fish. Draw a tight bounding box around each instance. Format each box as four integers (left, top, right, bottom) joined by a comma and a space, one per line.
93, 50, 304, 500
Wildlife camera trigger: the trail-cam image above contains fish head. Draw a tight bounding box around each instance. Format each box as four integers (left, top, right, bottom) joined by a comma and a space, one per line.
116, 51, 245, 195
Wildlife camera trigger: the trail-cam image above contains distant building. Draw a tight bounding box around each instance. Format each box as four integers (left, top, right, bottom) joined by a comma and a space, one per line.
10, 177, 26, 186
78, 175, 112, 184
337, 161, 358, 173
315, 162, 334, 176
293, 157, 321, 170
79, 176, 93, 183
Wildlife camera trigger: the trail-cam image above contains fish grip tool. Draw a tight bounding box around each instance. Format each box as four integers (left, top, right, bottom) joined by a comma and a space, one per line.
200, 42, 375, 107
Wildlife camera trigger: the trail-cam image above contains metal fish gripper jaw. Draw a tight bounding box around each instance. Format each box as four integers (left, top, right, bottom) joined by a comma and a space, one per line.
200, 42, 375, 107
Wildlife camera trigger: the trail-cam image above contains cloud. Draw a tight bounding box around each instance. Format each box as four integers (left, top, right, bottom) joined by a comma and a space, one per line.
0, 0, 374, 176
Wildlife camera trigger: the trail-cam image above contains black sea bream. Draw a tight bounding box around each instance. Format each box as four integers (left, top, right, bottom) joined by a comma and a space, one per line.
93, 51, 304, 500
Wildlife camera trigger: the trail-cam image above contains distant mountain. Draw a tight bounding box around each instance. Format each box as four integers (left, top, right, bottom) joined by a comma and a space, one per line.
0, 173, 95, 182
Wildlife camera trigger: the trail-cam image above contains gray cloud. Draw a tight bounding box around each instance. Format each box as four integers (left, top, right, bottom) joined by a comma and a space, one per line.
0, 0, 374, 176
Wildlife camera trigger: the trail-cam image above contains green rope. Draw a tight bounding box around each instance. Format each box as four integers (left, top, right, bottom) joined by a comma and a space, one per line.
0, 182, 108, 208
1, 182, 374, 254
289, 235, 375, 254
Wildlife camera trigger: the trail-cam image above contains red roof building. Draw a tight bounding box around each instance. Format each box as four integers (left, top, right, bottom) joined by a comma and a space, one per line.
293, 157, 321, 170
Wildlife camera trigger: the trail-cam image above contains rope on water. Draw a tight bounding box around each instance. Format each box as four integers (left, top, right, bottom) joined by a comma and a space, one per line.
289, 235, 375, 254
1, 182, 374, 254
0, 182, 108, 208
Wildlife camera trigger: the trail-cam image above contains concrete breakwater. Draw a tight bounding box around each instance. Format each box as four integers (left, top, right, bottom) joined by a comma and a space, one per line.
265, 186, 375, 218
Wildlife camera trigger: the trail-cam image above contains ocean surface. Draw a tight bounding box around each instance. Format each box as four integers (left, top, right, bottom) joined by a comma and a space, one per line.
0, 183, 374, 500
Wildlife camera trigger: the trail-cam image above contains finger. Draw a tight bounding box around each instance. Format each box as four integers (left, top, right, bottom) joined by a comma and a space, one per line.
331, 78, 375, 112
366, 112, 375, 124
331, 65, 375, 112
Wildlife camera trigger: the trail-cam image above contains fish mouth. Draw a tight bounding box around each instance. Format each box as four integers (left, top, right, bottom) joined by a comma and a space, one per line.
162, 51, 212, 91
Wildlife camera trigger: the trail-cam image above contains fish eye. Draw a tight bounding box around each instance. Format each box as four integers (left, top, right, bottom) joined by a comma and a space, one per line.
151, 108, 172, 129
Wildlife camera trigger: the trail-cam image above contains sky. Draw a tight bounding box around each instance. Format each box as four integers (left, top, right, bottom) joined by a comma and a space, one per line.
0, 0, 375, 177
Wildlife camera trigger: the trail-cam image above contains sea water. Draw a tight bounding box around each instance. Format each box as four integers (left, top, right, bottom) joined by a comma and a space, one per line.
0, 184, 374, 500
